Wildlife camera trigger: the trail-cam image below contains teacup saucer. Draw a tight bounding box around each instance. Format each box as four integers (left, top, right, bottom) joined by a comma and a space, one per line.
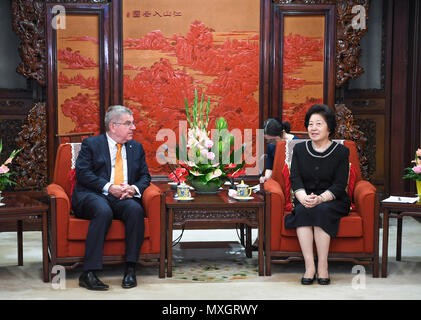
232, 195, 254, 201
174, 196, 194, 201
224, 181, 238, 186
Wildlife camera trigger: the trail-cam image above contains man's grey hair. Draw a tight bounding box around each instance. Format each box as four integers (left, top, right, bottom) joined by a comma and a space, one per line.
104, 105, 133, 131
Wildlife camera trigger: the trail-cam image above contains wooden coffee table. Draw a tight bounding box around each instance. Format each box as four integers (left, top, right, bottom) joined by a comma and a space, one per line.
165, 190, 265, 277
0, 192, 49, 282
380, 196, 421, 277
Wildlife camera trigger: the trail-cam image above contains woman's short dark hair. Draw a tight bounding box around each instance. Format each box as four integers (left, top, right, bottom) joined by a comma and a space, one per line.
263, 118, 291, 136
304, 104, 336, 136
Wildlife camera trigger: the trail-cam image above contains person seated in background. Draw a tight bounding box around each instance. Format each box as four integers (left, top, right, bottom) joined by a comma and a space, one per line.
72, 105, 151, 291
253, 119, 299, 251
285, 104, 351, 286
259, 118, 299, 183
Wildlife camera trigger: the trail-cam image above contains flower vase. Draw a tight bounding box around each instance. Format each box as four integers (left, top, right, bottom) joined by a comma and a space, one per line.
189, 179, 222, 194
416, 180, 421, 196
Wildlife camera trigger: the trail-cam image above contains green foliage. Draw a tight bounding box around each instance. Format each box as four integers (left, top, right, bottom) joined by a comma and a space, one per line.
403, 167, 421, 181
0, 140, 21, 191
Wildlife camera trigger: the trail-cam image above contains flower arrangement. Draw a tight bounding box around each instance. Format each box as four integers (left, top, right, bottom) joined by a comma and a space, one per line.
0, 140, 20, 191
403, 148, 421, 181
170, 90, 245, 192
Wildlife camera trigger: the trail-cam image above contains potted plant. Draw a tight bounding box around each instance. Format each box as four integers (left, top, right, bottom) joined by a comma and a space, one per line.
403, 148, 421, 195
170, 89, 245, 193
0, 140, 20, 204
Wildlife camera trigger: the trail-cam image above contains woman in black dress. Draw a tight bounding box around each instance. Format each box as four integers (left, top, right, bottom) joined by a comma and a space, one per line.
285, 104, 351, 285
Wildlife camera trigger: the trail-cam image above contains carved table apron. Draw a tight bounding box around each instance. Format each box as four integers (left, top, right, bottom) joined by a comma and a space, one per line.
165, 191, 265, 277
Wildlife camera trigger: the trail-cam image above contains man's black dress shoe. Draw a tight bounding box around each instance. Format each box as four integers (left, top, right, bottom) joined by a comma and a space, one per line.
317, 277, 331, 285
122, 268, 137, 289
301, 275, 316, 285
79, 271, 109, 291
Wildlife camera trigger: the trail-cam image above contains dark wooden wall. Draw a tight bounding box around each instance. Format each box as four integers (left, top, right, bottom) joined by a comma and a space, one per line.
387, 0, 421, 195
343, 0, 421, 195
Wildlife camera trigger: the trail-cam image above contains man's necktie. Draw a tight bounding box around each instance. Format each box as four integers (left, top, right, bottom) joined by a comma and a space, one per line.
114, 143, 124, 185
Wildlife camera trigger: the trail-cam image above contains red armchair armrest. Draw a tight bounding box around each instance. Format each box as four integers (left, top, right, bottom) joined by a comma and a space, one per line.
353, 180, 377, 252
264, 178, 286, 250
46, 183, 71, 254
141, 183, 162, 253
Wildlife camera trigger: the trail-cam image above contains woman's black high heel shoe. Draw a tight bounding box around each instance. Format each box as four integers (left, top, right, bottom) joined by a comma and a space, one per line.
301, 274, 316, 285
317, 277, 331, 285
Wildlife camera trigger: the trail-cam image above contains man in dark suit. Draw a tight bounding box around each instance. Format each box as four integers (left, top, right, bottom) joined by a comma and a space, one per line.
72, 105, 151, 290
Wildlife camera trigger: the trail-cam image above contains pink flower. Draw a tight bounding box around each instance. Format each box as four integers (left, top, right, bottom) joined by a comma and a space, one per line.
207, 152, 215, 160
0, 165, 9, 174
4, 157, 13, 165
413, 166, 421, 174
205, 139, 213, 149
200, 148, 208, 158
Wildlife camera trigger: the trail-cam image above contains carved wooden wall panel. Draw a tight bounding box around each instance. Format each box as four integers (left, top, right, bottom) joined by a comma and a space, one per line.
11, 1, 46, 86
343, 96, 386, 187
14, 102, 48, 190
354, 118, 376, 177
333, 103, 368, 179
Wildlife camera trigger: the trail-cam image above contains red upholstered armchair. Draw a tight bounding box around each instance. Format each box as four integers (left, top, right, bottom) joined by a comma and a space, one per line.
46, 143, 165, 278
264, 140, 379, 277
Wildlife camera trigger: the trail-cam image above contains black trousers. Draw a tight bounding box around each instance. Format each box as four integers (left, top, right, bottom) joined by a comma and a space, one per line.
73, 193, 145, 271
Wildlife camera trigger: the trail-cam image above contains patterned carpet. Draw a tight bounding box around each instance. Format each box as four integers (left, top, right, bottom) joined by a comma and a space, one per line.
171, 258, 258, 282
170, 241, 259, 282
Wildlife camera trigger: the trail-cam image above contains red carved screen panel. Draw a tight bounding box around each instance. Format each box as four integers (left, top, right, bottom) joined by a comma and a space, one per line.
56, 14, 101, 135
122, 0, 260, 175
272, 4, 336, 132
46, 4, 111, 179
281, 16, 324, 131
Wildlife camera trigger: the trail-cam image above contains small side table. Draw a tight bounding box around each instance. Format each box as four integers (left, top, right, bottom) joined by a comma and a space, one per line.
165, 191, 265, 277
380, 197, 421, 277
0, 192, 50, 282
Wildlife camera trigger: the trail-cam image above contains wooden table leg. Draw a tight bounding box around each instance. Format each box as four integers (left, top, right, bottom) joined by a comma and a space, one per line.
159, 195, 166, 278
265, 194, 272, 276
245, 225, 252, 258
240, 224, 245, 247
372, 192, 380, 278
381, 209, 389, 277
17, 220, 23, 266
167, 208, 173, 277
396, 216, 402, 261
258, 207, 264, 276
42, 212, 49, 282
